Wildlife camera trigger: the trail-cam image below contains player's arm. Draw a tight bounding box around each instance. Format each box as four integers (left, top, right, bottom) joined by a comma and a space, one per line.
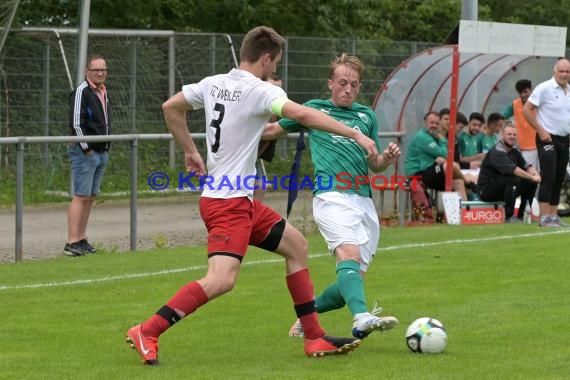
366, 114, 399, 171
162, 91, 206, 175
368, 142, 401, 172
275, 98, 378, 158
418, 135, 448, 159
262, 121, 287, 140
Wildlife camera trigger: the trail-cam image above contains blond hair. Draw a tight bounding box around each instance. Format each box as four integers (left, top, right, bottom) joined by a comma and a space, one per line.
329, 53, 365, 81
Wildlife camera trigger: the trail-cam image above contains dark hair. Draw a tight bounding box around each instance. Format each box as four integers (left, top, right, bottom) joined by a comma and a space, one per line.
438, 108, 450, 118
487, 112, 505, 124
515, 79, 531, 93
240, 26, 285, 63
469, 112, 485, 124
423, 111, 439, 120
456, 112, 468, 125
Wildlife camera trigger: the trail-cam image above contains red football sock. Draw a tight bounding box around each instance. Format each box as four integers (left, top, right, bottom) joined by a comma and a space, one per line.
286, 268, 325, 340
142, 281, 209, 338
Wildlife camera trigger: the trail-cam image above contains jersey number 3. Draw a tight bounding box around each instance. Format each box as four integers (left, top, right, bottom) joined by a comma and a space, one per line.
209, 103, 225, 153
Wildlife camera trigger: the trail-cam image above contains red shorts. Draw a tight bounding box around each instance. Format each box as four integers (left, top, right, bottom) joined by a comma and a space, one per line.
199, 197, 283, 257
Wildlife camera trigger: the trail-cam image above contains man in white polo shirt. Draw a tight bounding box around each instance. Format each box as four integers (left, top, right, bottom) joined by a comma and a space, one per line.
523, 58, 570, 227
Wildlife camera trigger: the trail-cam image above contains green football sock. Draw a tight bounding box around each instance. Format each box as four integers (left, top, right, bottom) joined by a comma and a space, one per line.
314, 283, 346, 313
336, 259, 367, 315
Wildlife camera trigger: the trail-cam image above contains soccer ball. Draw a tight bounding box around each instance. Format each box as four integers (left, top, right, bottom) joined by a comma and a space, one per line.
405, 317, 447, 353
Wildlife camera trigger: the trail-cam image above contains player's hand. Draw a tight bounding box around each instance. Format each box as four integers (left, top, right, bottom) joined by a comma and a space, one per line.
532, 173, 541, 183
184, 151, 206, 176
382, 142, 401, 164
354, 133, 378, 159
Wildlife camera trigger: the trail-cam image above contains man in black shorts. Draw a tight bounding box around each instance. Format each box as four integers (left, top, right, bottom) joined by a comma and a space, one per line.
524, 58, 570, 227
405, 111, 469, 200
478, 124, 541, 222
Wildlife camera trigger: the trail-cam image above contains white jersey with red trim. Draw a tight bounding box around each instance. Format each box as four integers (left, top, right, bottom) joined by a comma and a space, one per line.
182, 68, 286, 199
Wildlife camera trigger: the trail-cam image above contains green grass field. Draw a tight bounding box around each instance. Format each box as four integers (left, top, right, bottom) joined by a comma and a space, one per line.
1, 224, 569, 380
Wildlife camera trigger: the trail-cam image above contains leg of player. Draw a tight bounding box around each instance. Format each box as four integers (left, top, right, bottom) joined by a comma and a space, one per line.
332, 245, 398, 339
289, 194, 398, 340
290, 245, 399, 340
126, 256, 241, 365
288, 282, 346, 338
273, 221, 362, 357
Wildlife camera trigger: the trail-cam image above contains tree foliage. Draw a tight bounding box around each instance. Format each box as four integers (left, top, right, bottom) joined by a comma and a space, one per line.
13, 0, 570, 44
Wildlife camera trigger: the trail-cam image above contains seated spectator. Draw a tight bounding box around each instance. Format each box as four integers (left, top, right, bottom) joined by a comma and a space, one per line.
438, 108, 460, 163
458, 112, 486, 169
456, 111, 468, 134
438, 108, 468, 166
477, 124, 541, 223
439, 110, 478, 191
437, 108, 450, 133
405, 111, 469, 201
480, 113, 504, 153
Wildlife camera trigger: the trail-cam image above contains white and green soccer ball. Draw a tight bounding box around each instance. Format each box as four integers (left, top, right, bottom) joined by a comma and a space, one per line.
405, 317, 447, 354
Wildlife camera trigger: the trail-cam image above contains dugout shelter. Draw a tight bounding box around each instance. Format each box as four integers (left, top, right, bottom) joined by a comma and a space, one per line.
372, 44, 560, 138
370, 40, 563, 225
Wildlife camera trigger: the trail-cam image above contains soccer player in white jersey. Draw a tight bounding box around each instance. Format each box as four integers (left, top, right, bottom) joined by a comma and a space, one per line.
264, 54, 400, 341
126, 26, 381, 365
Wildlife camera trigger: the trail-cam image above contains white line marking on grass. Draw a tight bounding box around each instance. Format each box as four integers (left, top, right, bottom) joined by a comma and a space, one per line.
1, 229, 568, 292
377, 229, 570, 252
0, 264, 207, 291
0, 257, 300, 291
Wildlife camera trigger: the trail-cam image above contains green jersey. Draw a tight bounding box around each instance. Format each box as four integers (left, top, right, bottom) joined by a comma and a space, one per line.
502, 103, 514, 119
278, 99, 381, 197
459, 132, 483, 157
404, 128, 448, 176
480, 133, 498, 153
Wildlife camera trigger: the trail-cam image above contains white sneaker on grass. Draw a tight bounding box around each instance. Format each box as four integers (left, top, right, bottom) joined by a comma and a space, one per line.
352, 302, 398, 339
289, 301, 398, 339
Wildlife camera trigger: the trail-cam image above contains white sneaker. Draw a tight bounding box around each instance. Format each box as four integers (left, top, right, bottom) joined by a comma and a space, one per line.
288, 302, 398, 339
288, 319, 304, 338
352, 312, 398, 339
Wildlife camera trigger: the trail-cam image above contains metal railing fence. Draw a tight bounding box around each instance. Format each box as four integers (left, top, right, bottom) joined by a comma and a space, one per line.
0, 28, 420, 261
0, 131, 406, 262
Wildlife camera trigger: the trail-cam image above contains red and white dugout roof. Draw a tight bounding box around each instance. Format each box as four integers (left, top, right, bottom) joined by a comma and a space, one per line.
373, 45, 560, 136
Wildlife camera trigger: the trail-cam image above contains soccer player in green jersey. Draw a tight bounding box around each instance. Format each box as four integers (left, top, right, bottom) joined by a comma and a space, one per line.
264, 53, 400, 340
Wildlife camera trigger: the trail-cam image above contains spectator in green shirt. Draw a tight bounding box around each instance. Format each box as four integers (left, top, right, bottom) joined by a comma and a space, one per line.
480, 113, 505, 153
405, 111, 469, 200
458, 112, 485, 169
